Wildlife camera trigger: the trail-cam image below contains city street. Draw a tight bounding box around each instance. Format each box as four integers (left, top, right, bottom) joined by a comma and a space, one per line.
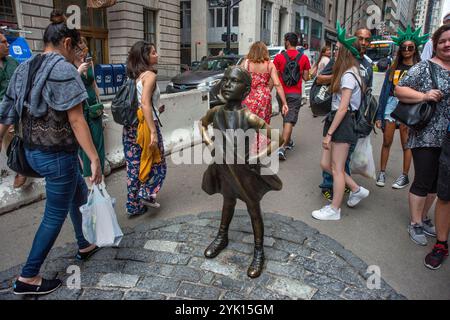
0, 98, 448, 300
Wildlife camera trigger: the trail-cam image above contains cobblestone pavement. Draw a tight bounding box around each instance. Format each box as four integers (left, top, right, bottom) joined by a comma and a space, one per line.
0, 211, 406, 300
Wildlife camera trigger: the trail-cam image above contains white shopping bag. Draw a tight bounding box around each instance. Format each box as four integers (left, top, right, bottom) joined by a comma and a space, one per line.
80, 185, 123, 247
350, 136, 376, 179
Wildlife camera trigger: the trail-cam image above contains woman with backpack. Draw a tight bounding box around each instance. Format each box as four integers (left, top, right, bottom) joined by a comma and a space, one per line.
124, 41, 167, 217
311, 26, 370, 221
375, 27, 423, 190
0, 10, 102, 295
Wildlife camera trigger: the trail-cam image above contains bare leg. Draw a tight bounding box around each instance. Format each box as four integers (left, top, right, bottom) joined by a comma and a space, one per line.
246, 201, 265, 278
422, 193, 437, 220
409, 193, 428, 225
330, 142, 349, 210
380, 121, 396, 172
435, 199, 450, 242
399, 124, 412, 175
281, 123, 294, 148
204, 196, 236, 258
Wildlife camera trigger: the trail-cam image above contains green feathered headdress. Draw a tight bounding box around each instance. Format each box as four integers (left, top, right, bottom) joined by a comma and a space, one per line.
336, 21, 360, 59
391, 25, 429, 47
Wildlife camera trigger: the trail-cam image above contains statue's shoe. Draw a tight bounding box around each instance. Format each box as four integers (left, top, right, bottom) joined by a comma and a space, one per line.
247, 248, 265, 278
204, 234, 228, 259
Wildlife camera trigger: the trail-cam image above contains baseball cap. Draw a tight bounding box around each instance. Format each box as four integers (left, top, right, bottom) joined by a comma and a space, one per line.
444, 12, 450, 22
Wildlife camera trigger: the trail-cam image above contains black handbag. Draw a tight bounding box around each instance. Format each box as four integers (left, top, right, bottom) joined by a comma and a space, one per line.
6, 123, 42, 178
310, 78, 332, 116
391, 61, 438, 131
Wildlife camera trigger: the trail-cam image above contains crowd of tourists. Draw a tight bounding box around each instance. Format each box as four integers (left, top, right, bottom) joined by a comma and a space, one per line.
0, 9, 448, 296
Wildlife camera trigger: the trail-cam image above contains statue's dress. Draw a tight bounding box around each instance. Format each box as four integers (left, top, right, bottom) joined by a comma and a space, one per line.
202, 106, 282, 203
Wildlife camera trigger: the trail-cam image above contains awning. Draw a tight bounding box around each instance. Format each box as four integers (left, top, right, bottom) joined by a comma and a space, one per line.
87, 0, 117, 9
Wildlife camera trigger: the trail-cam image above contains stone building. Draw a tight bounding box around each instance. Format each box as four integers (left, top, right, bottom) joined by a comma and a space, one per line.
1, 0, 181, 78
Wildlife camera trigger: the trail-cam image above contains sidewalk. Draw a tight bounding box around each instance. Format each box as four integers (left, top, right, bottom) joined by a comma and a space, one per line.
0, 210, 405, 300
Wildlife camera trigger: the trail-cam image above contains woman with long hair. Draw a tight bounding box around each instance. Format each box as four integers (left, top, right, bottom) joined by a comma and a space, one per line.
124, 41, 167, 217
74, 37, 106, 188
312, 32, 369, 221
375, 28, 423, 190
310, 46, 331, 77
0, 10, 101, 295
396, 24, 450, 252
241, 41, 288, 153
242, 41, 288, 124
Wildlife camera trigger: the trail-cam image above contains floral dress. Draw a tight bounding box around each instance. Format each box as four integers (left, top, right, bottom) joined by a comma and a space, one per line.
242, 61, 272, 153
243, 61, 272, 124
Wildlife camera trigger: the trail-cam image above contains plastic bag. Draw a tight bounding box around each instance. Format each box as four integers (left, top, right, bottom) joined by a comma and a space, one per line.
350, 136, 376, 179
80, 185, 123, 247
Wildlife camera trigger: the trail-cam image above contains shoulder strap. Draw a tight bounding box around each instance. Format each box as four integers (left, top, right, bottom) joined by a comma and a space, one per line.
294, 52, 302, 63
345, 71, 364, 111
427, 60, 439, 90
282, 51, 290, 62
244, 59, 250, 71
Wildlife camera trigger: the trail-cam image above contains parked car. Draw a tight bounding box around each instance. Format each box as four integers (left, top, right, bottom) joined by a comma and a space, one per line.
166, 55, 243, 94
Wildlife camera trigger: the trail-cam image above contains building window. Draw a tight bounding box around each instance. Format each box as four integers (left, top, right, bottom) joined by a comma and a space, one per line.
54, 0, 108, 63
0, 0, 17, 26
181, 1, 191, 29
216, 8, 223, 27
232, 7, 239, 27
311, 0, 324, 13
328, 3, 333, 24
209, 9, 215, 27
144, 9, 157, 46
311, 19, 322, 39
261, 1, 272, 30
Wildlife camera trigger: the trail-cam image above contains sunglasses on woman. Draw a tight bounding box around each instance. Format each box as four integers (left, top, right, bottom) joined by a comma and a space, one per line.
401, 45, 415, 52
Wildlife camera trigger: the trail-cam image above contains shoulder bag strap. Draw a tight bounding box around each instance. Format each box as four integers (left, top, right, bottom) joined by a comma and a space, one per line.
346, 71, 364, 112
427, 60, 439, 91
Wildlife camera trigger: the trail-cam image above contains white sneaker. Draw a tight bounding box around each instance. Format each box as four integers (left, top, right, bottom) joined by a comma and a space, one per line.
312, 205, 341, 221
347, 186, 370, 208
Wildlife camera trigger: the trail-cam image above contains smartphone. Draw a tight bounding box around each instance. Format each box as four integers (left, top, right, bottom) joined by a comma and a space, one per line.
84, 56, 93, 63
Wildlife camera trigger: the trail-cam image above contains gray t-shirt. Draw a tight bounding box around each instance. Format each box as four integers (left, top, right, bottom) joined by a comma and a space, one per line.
331, 68, 362, 112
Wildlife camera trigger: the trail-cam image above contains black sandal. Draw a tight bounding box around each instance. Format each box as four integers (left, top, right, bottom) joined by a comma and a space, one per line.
76, 246, 101, 261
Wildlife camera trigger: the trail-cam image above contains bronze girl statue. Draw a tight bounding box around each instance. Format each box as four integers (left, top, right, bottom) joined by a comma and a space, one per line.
200, 66, 284, 278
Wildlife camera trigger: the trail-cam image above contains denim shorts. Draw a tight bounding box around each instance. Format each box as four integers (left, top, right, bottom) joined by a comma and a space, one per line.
384, 96, 398, 123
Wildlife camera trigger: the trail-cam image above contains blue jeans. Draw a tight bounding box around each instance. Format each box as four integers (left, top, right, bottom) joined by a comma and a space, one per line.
21, 149, 90, 278
319, 142, 356, 190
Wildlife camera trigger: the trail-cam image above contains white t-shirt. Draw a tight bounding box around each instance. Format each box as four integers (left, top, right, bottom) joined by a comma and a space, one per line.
317, 56, 330, 75
331, 67, 362, 112
421, 39, 433, 61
